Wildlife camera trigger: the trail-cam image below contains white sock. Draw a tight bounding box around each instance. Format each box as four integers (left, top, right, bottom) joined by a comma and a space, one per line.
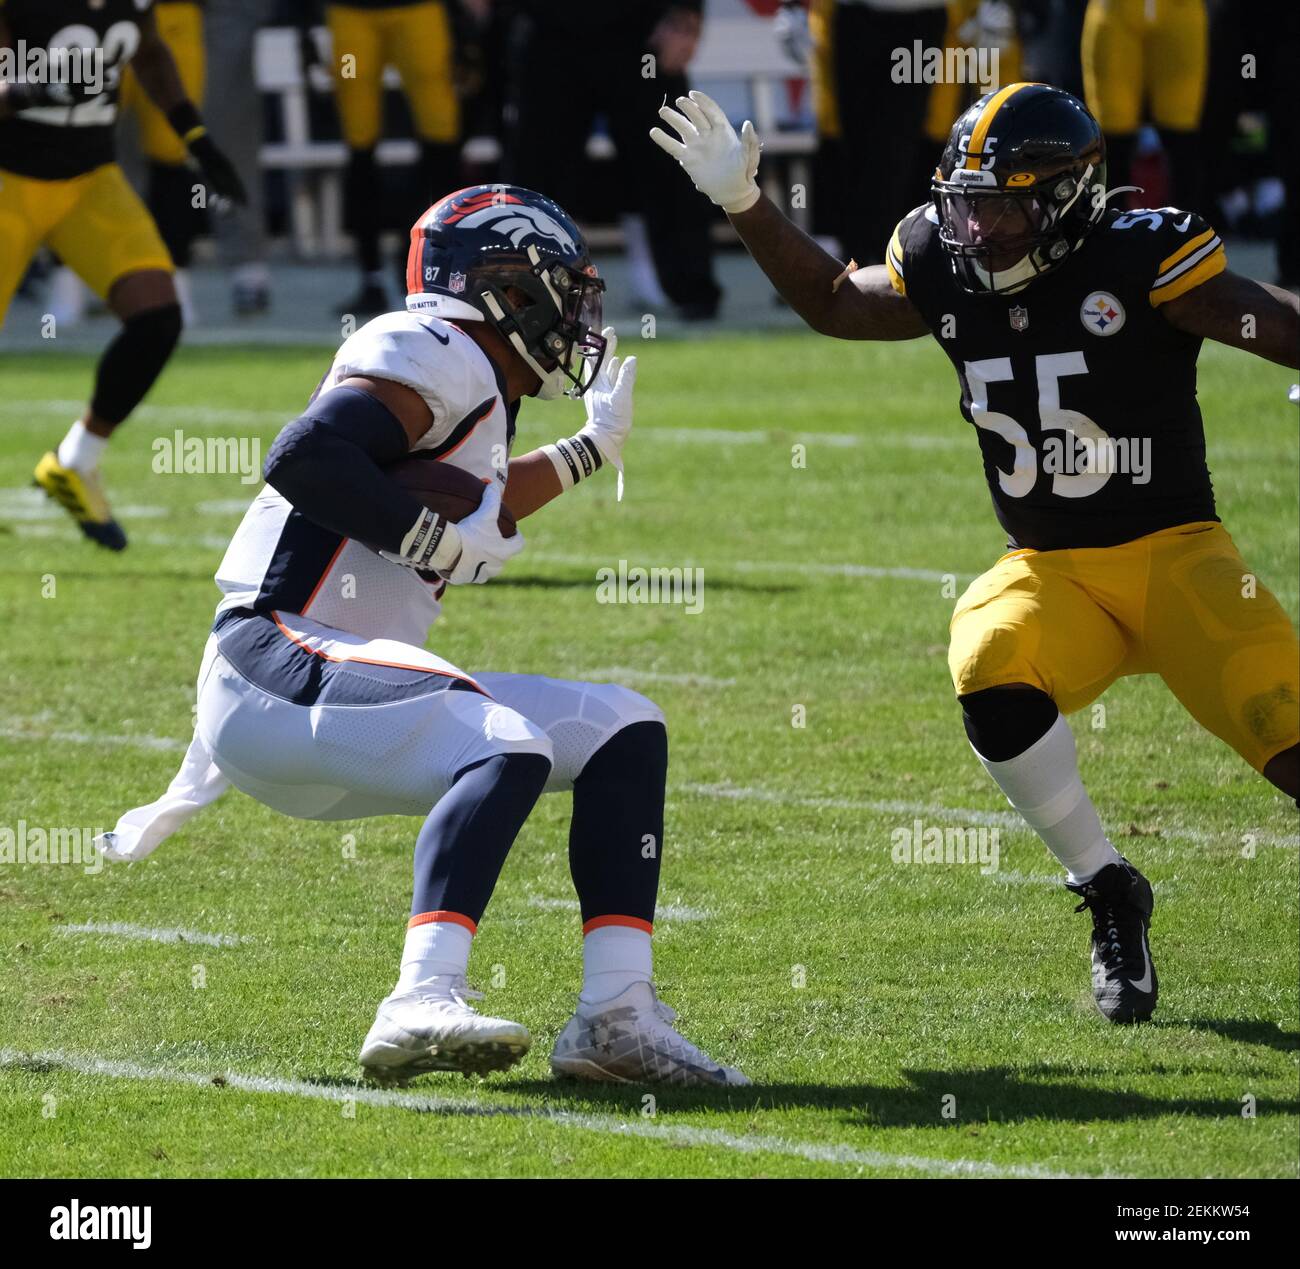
973, 714, 1121, 884
395, 917, 473, 993
233, 262, 269, 290
172, 268, 196, 326
57, 420, 108, 473
581, 924, 653, 1006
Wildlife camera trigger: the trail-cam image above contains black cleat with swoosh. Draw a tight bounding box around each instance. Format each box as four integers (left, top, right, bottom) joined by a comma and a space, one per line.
1067, 858, 1157, 1024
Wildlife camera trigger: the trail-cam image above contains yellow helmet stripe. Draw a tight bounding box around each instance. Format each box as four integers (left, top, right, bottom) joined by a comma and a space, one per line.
963, 82, 1044, 170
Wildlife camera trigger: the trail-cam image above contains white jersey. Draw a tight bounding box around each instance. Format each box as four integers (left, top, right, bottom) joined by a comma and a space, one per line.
214, 312, 516, 646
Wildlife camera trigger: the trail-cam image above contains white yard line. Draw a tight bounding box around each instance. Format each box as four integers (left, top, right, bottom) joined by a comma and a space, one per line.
58, 921, 244, 948
6, 520, 959, 585
529, 553, 961, 584
1, 722, 1292, 851
527, 897, 711, 923
678, 781, 1299, 851
0, 722, 187, 753
1, 398, 1289, 463
581, 666, 738, 689
9, 522, 233, 551
0, 1047, 1094, 1179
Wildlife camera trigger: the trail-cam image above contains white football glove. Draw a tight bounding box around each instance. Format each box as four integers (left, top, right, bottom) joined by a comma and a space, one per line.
773, 1, 813, 66
442, 482, 524, 584
382, 482, 523, 584
649, 90, 762, 215
577, 326, 637, 501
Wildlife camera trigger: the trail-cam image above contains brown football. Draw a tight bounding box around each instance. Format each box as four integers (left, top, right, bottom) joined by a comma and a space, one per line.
385, 457, 517, 538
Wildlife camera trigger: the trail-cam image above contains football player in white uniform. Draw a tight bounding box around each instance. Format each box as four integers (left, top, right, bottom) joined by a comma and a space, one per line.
96, 186, 748, 1088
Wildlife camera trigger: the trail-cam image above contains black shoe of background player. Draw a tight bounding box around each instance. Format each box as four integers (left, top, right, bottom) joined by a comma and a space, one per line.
337, 281, 389, 321
232, 280, 271, 317
675, 299, 720, 322
1066, 859, 1157, 1024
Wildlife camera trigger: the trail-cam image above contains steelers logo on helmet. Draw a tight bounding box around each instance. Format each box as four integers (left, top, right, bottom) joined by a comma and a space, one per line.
931, 83, 1107, 296
405, 185, 607, 400
1080, 291, 1126, 336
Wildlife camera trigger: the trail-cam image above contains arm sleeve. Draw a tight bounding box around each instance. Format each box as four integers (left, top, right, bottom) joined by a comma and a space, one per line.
262, 386, 427, 554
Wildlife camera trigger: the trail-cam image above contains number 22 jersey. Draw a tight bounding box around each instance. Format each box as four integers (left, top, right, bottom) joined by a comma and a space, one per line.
0, 0, 154, 179
887, 202, 1227, 551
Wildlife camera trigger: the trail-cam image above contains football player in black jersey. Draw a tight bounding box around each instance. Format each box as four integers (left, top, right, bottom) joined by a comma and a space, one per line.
653, 84, 1299, 1025
0, 0, 244, 550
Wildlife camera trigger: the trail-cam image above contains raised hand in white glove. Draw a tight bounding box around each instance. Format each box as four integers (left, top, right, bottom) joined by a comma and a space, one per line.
649, 90, 762, 215
577, 326, 637, 501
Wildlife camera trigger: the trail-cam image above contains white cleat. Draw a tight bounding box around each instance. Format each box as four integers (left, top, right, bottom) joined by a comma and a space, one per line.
359, 978, 530, 1084
551, 981, 750, 1087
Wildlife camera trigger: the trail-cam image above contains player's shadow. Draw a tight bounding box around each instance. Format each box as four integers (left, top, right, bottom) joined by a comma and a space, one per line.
1177, 1018, 1300, 1053
493, 572, 797, 596
498, 1064, 1299, 1127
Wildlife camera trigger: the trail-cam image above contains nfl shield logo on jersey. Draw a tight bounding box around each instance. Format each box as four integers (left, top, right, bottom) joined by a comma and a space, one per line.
1080, 291, 1125, 336
1009, 305, 1029, 332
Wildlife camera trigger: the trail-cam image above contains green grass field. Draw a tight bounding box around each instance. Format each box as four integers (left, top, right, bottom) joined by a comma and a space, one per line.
0, 331, 1296, 1178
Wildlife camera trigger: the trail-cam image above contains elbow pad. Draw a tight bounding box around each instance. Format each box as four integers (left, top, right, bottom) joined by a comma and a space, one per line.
263, 386, 431, 554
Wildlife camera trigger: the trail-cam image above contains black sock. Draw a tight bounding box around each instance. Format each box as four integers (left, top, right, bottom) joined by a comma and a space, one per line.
411, 752, 551, 923
1105, 131, 1136, 198
344, 148, 382, 276
568, 722, 667, 927
418, 140, 461, 211
147, 161, 203, 268
1157, 128, 1206, 214
960, 687, 1059, 762
90, 303, 183, 425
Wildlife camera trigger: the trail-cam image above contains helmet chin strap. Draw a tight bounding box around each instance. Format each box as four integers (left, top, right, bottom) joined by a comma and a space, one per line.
480, 290, 570, 399
972, 255, 1037, 294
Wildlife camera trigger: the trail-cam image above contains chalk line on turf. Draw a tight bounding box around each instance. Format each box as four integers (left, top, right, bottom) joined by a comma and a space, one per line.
58, 921, 245, 948
0, 1047, 1102, 1179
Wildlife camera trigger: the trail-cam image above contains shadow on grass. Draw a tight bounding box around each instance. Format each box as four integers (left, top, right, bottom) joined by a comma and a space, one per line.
291, 1063, 1298, 1129
489, 572, 797, 596
1178, 1018, 1300, 1053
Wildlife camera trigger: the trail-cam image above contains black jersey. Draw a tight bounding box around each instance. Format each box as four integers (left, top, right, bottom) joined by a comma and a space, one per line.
889, 202, 1228, 551
0, 0, 154, 180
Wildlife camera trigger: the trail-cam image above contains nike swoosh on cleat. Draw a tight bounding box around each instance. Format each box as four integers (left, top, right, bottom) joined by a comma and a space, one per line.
1127, 931, 1154, 994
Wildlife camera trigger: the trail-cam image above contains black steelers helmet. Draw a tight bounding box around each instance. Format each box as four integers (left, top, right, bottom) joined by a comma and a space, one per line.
931, 83, 1107, 295
405, 185, 607, 398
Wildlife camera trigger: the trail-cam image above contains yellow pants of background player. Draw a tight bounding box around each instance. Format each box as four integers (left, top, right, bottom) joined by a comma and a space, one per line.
1081, 0, 1207, 133
0, 164, 173, 321
327, 2, 459, 149
949, 521, 1300, 773
119, 1, 207, 165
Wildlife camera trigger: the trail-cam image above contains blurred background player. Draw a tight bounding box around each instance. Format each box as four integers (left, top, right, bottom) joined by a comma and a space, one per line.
0, 0, 246, 550
205, 0, 276, 315
814, 0, 949, 267
504, 0, 722, 321
313, 0, 463, 318
1081, 0, 1207, 212
120, 0, 208, 322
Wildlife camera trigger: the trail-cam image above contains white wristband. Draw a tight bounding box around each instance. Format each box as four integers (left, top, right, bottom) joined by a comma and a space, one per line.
389, 507, 462, 571
541, 434, 604, 491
